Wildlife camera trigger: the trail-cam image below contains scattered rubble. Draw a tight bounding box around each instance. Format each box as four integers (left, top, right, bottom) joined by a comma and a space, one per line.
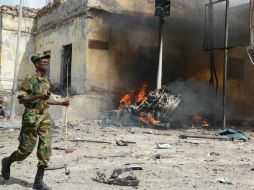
240, 157, 250, 162
116, 140, 136, 146
207, 152, 220, 158
0, 120, 253, 189
153, 143, 172, 149
93, 164, 142, 187
216, 177, 233, 185
216, 128, 249, 141
76, 152, 130, 161
205, 152, 220, 162
179, 133, 230, 141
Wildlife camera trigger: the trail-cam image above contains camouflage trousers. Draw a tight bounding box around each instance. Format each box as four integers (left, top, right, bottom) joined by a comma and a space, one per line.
10, 110, 52, 168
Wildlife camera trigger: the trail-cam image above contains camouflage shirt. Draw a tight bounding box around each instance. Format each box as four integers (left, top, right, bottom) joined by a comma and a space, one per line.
17, 72, 51, 110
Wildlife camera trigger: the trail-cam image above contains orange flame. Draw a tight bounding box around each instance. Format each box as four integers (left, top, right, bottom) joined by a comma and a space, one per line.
136, 82, 148, 104
119, 82, 160, 126
119, 82, 148, 109
147, 113, 160, 125
202, 119, 209, 128
119, 89, 134, 110
139, 112, 160, 125
192, 115, 203, 122
192, 114, 209, 128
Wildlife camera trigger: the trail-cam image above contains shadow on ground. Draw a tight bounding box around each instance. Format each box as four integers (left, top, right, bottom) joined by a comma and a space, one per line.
0, 175, 33, 188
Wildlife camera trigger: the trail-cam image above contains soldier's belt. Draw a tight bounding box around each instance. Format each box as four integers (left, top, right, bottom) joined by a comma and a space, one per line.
25, 108, 48, 115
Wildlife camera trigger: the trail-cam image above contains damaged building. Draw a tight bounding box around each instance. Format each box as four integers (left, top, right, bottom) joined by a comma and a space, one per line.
0, 0, 253, 123
0, 5, 37, 90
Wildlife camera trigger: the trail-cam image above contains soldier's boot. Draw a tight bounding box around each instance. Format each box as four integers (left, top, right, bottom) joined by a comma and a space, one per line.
1, 156, 12, 180
33, 167, 52, 190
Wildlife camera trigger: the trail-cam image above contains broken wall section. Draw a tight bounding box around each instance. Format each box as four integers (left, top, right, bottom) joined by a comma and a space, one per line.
0, 6, 37, 90
36, 0, 87, 33
36, 15, 87, 95
87, 0, 154, 16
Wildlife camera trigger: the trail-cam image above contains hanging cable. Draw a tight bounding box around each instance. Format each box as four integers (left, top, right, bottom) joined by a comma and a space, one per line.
203, 5, 209, 51
204, 1, 219, 94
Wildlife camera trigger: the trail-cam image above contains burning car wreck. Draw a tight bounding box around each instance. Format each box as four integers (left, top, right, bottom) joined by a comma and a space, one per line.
102, 85, 181, 128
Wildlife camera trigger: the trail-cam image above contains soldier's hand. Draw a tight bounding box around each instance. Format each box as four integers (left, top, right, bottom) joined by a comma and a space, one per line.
36, 93, 50, 100
60, 98, 70, 107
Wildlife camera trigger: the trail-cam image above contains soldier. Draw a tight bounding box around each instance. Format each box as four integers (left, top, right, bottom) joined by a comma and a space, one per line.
1, 54, 70, 190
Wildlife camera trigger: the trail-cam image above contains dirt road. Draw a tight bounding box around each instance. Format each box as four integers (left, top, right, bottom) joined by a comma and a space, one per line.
0, 121, 254, 190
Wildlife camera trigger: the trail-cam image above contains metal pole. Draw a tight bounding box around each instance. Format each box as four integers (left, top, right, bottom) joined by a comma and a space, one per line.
157, 16, 164, 89
223, 0, 229, 129
10, 0, 23, 120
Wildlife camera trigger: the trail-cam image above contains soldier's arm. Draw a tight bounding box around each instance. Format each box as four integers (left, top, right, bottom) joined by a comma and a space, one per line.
47, 98, 70, 106
17, 75, 49, 104
46, 80, 69, 106
19, 94, 49, 104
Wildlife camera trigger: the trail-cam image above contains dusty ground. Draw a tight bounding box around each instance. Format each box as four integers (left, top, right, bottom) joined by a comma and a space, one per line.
0, 120, 254, 190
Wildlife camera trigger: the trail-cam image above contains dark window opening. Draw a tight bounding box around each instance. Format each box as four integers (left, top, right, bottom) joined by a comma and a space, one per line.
88, 39, 109, 50
62, 44, 72, 94
228, 57, 244, 80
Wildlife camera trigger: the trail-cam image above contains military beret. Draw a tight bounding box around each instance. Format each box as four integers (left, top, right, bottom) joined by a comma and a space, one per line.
31, 54, 50, 64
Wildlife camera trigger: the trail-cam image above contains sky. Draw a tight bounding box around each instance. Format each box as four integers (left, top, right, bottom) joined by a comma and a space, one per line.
0, 0, 250, 8
0, 0, 47, 8
230, 0, 250, 6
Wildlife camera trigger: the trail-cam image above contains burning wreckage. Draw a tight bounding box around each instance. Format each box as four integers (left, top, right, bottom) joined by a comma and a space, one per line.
102, 85, 181, 128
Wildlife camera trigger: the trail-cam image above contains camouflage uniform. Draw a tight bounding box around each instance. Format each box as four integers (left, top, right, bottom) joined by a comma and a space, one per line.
10, 73, 52, 168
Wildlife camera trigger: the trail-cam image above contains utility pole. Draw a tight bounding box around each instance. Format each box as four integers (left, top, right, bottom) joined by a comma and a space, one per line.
10, 0, 23, 120
155, 0, 171, 89
205, 0, 230, 129
157, 16, 164, 89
